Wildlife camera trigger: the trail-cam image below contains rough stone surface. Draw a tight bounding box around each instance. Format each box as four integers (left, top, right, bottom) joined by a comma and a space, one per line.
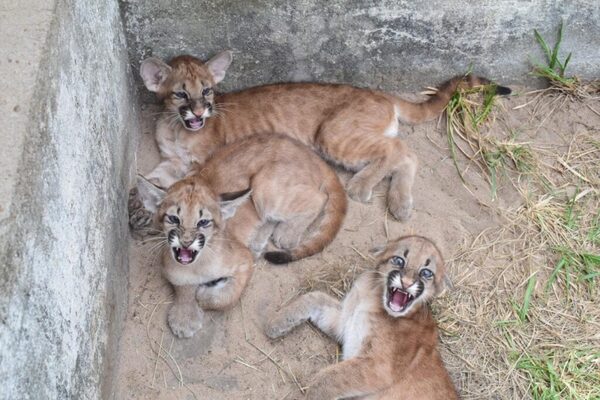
121, 0, 600, 97
0, 0, 55, 223
0, 0, 139, 399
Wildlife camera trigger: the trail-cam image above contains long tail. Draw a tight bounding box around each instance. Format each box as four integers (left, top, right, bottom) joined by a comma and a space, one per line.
395, 74, 512, 124
264, 166, 347, 264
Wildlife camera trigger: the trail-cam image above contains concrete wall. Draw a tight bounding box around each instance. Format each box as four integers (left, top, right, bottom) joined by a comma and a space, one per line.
121, 0, 600, 95
0, 0, 139, 398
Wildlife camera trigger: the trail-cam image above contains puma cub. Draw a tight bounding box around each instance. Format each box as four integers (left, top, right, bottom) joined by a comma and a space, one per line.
132, 135, 347, 337
266, 236, 457, 400
140, 51, 510, 220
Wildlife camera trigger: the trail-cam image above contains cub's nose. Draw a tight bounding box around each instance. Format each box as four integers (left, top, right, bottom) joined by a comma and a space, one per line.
401, 276, 415, 288
191, 103, 207, 117
180, 238, 195, 248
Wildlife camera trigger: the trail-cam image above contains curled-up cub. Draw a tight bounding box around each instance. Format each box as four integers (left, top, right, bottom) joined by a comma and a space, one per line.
132, 134, 347, 338
266, 235, 457, 400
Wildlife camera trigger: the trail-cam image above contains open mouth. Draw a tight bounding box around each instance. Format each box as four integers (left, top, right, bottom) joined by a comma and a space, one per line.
183, 116, 205, 131
387, 286, 415, 313
171, 246, 198, 265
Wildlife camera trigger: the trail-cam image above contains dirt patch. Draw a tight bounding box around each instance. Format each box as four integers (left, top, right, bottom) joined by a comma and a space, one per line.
114, 88, 599, 399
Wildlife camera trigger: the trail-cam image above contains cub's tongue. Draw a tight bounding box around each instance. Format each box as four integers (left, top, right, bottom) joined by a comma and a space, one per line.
390, 290, 409, 312
179, 248, 193, 263
187, 117, 203, 129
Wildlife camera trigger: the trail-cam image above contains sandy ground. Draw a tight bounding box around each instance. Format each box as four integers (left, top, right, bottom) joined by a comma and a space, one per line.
114, 88, 599, 399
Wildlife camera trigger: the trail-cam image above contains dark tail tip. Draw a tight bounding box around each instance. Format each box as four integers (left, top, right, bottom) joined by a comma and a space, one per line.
264, 251, 293, 265
495, 85, 512, 96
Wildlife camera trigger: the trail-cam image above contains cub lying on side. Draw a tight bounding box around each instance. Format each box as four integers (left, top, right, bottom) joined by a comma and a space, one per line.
132, 134, 347, 338
266, 235, 457, 400
140, 51, 510, 220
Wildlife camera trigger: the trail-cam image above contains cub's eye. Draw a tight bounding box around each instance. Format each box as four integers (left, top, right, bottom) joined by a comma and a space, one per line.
197, 219, 211, 228
166, 215, 180, 224
390, 256, 405, 268
201, 87, 212, 96
173, 91, 188, 99
420, 269, 434, 279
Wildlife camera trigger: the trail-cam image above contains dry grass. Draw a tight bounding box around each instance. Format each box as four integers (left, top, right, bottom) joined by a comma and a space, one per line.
439, 85, 600, 399
299, 256, 368, 299
445, 85, 538, 198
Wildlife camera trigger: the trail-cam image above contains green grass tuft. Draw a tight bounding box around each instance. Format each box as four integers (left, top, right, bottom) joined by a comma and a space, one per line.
531, 21, 582, 93
512, 274, 537, 322
516, 349, 600, 400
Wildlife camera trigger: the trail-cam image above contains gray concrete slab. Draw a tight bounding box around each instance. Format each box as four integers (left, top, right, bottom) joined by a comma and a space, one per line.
121, 0, 600, 98
0, 0, 139, 398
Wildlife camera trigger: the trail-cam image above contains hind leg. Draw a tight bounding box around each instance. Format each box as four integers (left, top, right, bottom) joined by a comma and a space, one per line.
248, 221, 276, 256
345, 156, 393, 203
388, 150, 418, 221
272, 216, 314, 250
269, 187, 326, 249
252, 168, 327, 249
306, 358, 391, 400
317, 123, 417, 220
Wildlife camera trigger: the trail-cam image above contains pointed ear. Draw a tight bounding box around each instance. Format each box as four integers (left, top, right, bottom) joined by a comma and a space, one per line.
136, 174, 167, 213
219, 187, 251, 220
140, 57, 172, 92
206, 50, 233, 84
435, 273, 453, 296
369, 244, 387, 258
443, 275, 454, 291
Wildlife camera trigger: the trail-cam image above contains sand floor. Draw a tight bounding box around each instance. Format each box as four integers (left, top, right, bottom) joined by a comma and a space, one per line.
114, 87, 600, 399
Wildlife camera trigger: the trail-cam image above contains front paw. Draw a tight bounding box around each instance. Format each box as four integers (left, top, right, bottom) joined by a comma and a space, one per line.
346, 178, 372, 203
128, 187, 154, 231
388, 196, 413, 222
167, 303, 203, 338
264, 322, 286, 340
265, 313, 297, 339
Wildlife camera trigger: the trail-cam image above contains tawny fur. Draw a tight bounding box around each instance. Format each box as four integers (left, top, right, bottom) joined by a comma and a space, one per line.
266, 236, 458, 400
130, 134, 347, 338
140, 51, 509, 221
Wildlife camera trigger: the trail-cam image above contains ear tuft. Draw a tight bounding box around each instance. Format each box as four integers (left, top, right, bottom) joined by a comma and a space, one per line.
140, 57, 172, 92
206, 50, 233, 84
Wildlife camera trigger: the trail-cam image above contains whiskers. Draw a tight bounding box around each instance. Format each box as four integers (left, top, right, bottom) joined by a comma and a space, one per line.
165, 111, 183, 129
369, 269, 389, 282
199, 241, 218, 258
150, 108, 183, 129
211, 102, 234, 120
140, 236, 169, 266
